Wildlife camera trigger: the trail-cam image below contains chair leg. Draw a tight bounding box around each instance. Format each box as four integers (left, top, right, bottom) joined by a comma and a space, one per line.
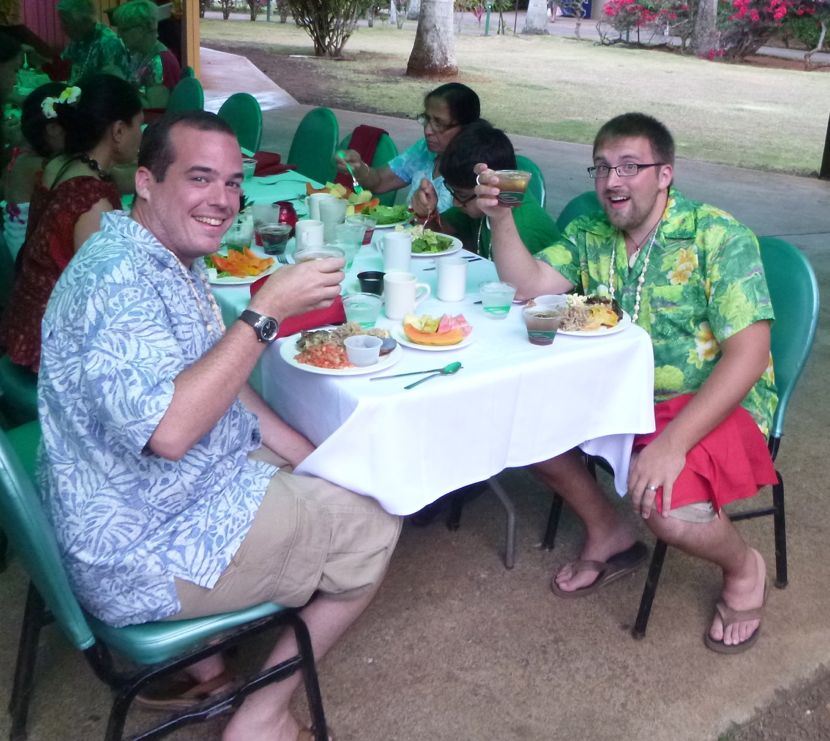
772, 470, 788, 589
0, 527, 7, 572
289, 612, 328, 741
9, 584, 47, 741
488, 477, 516, 569
632, 540, 668, 640
542, 494, 564, 550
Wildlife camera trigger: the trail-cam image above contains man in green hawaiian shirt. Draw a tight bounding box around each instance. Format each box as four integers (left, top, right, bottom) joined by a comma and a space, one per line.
59, 0, 129, 83
477, 113, 777, 654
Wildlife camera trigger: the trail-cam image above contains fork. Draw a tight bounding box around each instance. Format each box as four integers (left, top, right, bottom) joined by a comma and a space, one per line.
335, 150, 363, 194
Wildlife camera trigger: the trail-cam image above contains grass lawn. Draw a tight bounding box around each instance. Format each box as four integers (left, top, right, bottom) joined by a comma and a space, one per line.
200, 18, 829, 175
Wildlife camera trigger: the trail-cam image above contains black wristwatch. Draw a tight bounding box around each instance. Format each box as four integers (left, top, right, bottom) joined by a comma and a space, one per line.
239, 309, 279, 343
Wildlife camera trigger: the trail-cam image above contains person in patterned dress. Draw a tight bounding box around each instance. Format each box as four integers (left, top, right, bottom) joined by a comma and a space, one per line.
478, 112, 777, 654
58, 0, 129, 83
38, 112, 401, 740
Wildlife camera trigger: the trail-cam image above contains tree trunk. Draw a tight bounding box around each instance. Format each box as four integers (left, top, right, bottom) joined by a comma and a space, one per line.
804, 19, 827, 70
692, 0, 718, 57
406, 0, 457, 77
523, 0, 549, 34
407, 0, 422, 21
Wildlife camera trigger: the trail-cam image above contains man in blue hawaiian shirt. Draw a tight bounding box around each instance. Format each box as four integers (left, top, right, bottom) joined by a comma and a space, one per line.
39, 111, 401, 739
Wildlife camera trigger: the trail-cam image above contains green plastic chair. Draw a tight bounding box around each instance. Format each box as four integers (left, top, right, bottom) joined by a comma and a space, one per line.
218, 92, 263, 155
630, 237, 820, 638
556, 190, 601, 231
287, 107, 340, 186
1, 421, 329, 741
181, 65, 196, 78
515, 154, 546, 208
165, 75, 204, 114
338, 129, 399, 206
0, 356, 38, 426
0, 421, 37, 573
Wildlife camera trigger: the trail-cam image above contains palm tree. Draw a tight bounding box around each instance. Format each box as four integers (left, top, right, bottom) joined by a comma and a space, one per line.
406, 0, 457, 76
523, 0, 550, 34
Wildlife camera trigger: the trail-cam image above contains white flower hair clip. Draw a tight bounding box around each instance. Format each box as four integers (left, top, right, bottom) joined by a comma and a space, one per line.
41, 86, 82, 120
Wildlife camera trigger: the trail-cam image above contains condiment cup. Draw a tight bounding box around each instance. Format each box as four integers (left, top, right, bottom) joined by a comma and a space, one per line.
344, 335, 383, 366
357, 270, 384, 296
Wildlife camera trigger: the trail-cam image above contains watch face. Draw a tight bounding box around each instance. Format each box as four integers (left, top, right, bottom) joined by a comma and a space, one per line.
260, 318, 279, 341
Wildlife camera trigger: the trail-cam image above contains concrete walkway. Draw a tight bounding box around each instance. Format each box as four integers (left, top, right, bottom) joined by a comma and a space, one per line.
1, 48, 828, 741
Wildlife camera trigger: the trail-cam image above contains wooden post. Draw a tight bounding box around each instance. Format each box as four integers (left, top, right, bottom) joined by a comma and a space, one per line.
821, 113, 830, 180
182, 0, 200, 77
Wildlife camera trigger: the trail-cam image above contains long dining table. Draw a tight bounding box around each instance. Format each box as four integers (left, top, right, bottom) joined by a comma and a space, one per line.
213, 173, 657, 535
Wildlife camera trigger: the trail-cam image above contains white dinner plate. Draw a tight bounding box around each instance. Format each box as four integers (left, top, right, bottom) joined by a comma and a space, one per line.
557, 312, 632, 337
372, 219, 411, 230
280, 334, 403, 375
393, 328, 474, 351
202, 247, 279, 285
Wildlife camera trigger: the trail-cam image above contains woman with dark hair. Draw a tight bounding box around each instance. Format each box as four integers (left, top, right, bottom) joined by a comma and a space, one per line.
2, 82, 67, 258
336, 82, 481, 217
0, 74, 142, 371
436, 121, 560, 259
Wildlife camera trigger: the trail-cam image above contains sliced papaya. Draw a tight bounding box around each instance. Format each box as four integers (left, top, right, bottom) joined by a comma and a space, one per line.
403, 322, 464, 346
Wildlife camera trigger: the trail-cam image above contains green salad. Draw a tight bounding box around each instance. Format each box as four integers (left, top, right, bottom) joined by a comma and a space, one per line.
409, 227, 454, 254
363, 204, 410, 225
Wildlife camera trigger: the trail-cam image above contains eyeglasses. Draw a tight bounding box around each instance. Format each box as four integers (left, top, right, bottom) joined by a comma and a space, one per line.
587, 162, 665, 179
416, 113, 458, 133
446, 185, 476, 205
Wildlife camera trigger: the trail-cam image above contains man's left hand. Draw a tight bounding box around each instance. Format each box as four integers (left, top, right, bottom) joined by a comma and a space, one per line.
628, 434, 687, 518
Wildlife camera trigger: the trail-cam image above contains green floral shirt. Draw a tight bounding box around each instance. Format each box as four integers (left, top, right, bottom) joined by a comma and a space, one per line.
537, 189, 777, 435
63, 23, 129, 84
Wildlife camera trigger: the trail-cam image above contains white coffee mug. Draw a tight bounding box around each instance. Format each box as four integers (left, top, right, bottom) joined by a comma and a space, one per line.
294, 219, 324, 250
382, 231, 412, 273
437, 257, 468, 302
383, 271, 431, 320
307, 193, 335, 221
319, 197, 348, 242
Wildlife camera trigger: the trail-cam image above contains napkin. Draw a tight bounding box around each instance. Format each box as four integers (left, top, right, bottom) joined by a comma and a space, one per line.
253, 151, 296, 177
250, 276, 346, 338
334, 124, 388, 191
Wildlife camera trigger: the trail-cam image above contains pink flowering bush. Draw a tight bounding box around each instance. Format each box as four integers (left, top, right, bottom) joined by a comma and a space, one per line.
718, 0, 817, 59
601, 0, 692, 46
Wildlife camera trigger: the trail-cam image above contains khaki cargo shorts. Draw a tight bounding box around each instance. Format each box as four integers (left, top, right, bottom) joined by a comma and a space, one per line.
169, 448, 402, 619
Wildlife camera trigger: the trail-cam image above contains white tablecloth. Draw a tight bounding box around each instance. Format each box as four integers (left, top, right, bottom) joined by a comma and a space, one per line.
213, 174, 656, 516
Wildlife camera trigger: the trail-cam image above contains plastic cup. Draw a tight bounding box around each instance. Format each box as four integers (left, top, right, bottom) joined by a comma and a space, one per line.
357, 270, 384, 296
523, 306, 564, 345
344, 334, 383, 366
252, 202, 278, 227
347, 214, 377, 245
479, 281, 516, 319
294, 245, 345, 263
327, 240, 359, 269
493, 170, 531, 207
336, 221, 366, 248
242, 158, 257, 181
257, 223, 292, 255
344, 293, 383, 328
319, 197, 348, 242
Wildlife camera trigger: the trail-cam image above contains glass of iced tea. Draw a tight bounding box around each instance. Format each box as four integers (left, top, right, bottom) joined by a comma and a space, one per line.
493, 170, 532, 207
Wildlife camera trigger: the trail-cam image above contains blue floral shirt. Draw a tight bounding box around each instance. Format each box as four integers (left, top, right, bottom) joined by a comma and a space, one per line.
38, 211, 276, 627
388, 138, 454, 212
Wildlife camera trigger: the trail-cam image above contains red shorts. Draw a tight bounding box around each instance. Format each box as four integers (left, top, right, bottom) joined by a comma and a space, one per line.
633, 394, 778, 514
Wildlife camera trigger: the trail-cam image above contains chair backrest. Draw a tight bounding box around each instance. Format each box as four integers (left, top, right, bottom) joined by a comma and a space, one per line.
218, 92, 263, 155
287, 107, 340, 185
181, 65, 195, 78
166, 76, 204, 114
338, 129, 400, 206
556, 190, 601, 231
0, 422, 96, 650
758, 237, 820, 441
515, 154, 546, 208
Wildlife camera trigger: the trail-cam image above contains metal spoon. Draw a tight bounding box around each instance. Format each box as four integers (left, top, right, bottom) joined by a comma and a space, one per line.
404, 362, 463, 390
335, 150, 364, 194
371, 361, 462, 381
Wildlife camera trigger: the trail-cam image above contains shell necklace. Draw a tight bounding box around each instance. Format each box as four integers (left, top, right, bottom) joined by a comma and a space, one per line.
176, 259, 225, 339
607, 223, 660, 325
